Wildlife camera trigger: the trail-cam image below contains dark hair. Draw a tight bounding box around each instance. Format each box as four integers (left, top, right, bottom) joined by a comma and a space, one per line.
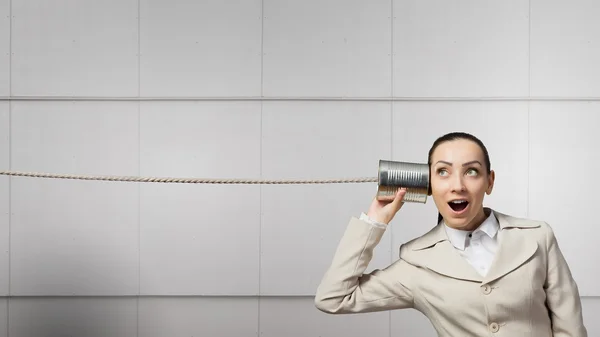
427, 132, 491, 225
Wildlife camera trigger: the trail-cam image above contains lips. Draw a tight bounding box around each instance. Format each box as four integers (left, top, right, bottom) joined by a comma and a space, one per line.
448, 199, 469, 214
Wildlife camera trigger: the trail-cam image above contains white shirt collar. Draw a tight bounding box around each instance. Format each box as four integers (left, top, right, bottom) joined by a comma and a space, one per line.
443, 211, 499, 250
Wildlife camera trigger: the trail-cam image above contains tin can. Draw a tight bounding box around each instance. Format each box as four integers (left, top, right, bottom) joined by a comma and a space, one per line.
376, 160, 429, 203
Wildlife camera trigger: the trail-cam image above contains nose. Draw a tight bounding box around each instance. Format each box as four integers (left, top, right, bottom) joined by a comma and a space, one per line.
450, 173, 466, 193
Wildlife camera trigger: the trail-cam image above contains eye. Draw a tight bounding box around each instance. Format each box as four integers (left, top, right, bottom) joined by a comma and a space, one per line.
466, 168, 478, 176
437, 168, 449, 176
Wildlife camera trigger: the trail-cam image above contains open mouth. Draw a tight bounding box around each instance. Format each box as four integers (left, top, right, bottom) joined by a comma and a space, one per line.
448, 200, 469, 213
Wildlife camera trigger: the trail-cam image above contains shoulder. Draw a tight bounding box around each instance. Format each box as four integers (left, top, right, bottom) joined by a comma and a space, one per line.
493, 209, 562, 252
494, 209, 555, 234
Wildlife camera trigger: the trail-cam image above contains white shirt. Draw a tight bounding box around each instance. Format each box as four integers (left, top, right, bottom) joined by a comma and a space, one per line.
442, 211, 499, 276
360, 211, 499, 277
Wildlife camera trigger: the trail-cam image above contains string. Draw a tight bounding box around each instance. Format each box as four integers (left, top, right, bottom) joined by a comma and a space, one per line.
0, 170, 378, 184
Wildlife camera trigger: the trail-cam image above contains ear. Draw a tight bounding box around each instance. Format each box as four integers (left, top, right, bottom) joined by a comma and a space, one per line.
486, 170, 495, 195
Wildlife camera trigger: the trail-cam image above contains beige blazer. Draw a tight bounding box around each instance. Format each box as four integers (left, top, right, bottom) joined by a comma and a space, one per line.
315, 209, 587, 337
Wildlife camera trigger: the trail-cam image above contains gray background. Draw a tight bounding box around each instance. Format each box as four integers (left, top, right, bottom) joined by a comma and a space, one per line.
0, 0, 598, 336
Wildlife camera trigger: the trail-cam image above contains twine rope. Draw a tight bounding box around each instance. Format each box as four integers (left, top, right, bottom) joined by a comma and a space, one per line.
0, 170, 378, 184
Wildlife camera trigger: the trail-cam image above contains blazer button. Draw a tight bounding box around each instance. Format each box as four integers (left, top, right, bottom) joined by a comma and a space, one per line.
489, 322, 499, 333
481, 284, 492, 295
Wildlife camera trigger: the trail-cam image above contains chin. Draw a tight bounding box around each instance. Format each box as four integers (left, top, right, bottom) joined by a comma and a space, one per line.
442, 208, 476, 228
447, 220, 474, 230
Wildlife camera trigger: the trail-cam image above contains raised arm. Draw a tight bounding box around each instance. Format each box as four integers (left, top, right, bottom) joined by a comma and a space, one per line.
315, 188, 415, 314
314, 216, 415, 314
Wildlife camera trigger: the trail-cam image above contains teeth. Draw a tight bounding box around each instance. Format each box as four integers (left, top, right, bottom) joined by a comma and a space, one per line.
450, 200, 467, 204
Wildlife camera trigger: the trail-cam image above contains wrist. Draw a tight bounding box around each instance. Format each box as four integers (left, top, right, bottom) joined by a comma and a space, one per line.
365, 212, 388, 225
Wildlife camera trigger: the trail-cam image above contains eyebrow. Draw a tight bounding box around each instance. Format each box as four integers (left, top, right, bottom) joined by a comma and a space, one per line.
435, 160, 482, 167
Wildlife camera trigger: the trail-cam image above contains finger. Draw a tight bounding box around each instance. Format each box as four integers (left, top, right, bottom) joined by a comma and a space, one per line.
390, 188, 407, 208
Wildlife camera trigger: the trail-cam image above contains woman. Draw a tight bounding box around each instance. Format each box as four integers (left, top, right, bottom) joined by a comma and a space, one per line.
315, 132, 587, 336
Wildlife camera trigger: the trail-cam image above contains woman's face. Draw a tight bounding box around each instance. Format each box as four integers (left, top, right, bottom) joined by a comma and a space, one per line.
430, 139, 495, 231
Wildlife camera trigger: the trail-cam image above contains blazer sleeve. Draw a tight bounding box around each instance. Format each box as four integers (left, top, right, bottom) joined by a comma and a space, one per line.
543, 224, 588, 337
314, 216, 415, 314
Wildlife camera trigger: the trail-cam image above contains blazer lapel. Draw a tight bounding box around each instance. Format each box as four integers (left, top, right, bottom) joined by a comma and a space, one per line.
482, 211, 540, 284
407, 209, 540, 284
410, 225, 483, 283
